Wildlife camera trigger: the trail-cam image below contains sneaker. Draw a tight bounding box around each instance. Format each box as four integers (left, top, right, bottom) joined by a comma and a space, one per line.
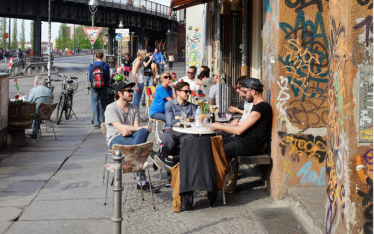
141, 103, 146, 107
94, 125, 100, 129
137, 182, 160, 193
153, 154, 175, 173
150, 150, 167, 161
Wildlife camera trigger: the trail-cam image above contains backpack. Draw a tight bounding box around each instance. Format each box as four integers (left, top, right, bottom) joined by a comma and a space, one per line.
4, 51, 8, 57
90, 62, 106, 89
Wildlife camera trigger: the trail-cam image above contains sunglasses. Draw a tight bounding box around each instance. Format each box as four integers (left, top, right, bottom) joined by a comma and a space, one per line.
187, 72, 195, 74
122, 89, 134, 93
179, 90, 191, 94
163, 76, 172, 79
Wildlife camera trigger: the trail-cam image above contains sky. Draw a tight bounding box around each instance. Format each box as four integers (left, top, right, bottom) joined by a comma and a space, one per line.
11, 0, 171, 42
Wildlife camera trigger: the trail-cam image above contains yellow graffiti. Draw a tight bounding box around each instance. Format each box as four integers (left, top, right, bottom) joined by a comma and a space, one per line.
186, 50, 201, 68
360, 128, 373, 141
281, 161, 294, 178
326, 150, 344, 208
280, 135, 327, 160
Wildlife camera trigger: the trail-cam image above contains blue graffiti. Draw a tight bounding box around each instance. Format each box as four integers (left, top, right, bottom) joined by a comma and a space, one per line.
297, 161, 326, 186
263, 0, 278, 14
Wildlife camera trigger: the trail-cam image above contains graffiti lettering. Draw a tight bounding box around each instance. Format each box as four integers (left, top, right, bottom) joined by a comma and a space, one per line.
354, 16, 373, 47
263, 0, 278, 13
285, 0, 324, 12
358, 177, 373, 234
357, 0, 373, 9
352, 43, 372, 66
296, 161, 326, 186
277, 76, 290, 115
278, 132, 327, 163
281, 160, 294, 178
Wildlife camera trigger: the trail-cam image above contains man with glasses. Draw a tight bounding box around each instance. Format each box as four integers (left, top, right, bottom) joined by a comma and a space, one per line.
152, 82, 198, 170
228, 76, 254, 125
104, 82, 159, 192
178, 66, 201, 92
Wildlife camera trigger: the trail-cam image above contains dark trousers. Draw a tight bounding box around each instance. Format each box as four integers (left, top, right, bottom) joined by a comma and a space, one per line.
169, 62, 173, 69
161, 130, 194, 156
223, 136, 255, 159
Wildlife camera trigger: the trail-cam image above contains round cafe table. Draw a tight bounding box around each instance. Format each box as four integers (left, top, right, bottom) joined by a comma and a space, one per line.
172, 124, 218, 135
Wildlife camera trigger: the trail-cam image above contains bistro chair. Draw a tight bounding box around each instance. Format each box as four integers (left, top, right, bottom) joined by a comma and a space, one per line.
35, 102, 58, 141
145, 86, 164, 144
104, 142, 156, 209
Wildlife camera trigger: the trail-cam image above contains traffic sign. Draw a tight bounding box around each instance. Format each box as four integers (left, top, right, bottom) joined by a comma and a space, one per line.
115, 29, 129, 36
84, 28, 102, 46
115, 34, 122, 41
123, 35, 130, 42
103, 36, 108, 42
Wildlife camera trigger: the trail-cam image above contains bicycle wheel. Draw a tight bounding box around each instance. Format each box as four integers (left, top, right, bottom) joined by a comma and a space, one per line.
56, 95, 65, 124
65, 92, 73, 120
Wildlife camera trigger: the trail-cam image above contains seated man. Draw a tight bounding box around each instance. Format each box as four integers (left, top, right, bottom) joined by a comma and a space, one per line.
152, 82, 198, 170
210, 78, 272, 192
178, 66, 200, 92
25, 76, 54, 139
208, 73, 220, 107
105, 82, 159, 192
228, 76, 253, 126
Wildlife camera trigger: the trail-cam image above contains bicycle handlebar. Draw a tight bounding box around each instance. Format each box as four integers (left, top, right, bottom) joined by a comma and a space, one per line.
71, 77, 78, 80
51, 79, 63, 82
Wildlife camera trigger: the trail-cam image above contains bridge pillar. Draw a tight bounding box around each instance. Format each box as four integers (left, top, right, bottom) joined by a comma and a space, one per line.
33, 19, 42, 58
108, 28, 114, 55
138, 29, 145, 50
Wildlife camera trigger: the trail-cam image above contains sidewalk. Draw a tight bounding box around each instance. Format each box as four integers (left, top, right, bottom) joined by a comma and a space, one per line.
0, 62, 317, 234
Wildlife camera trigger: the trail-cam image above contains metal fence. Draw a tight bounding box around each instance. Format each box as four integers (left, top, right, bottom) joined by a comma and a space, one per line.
67, 0, 176, 20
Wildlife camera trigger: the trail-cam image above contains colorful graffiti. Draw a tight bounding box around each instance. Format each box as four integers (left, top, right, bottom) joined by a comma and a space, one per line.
297, 161, 326, 186
278, 132, 327, 163
281, 160, 294, 178
285, 0, 327, 13
263, 0, 278, 14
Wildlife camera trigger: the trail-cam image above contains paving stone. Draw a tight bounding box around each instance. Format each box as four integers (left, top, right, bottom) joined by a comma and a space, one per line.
0, 221, 12, 234
44, 174, 103, 188
18, 146, 78, 152
0, 165, 60, 181
0, 154, 68, 166
25, 141, 82, 148
66, 154, 105, 164
0, 181, 45, 193
7, 219, 111, 234
0, 193, 37, 207
10, 151, 74, 158
20, 200, 112, 220
55, 163, 104, 176
0, 207, 22, 221
35, 186, 107, 201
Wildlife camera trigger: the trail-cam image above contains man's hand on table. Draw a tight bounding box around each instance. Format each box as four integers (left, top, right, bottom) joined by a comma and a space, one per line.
231, 119, 239, 126
174, 116, 180, 120
228, 106, 240, 113
209, 122, 222, 130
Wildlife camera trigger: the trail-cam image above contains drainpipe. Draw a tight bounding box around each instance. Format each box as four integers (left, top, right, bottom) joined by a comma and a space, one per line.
241, 0, 249, 76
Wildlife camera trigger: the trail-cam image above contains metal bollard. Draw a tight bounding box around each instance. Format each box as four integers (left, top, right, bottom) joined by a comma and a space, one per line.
86, 72, 90, 94
112, 150, 124, 234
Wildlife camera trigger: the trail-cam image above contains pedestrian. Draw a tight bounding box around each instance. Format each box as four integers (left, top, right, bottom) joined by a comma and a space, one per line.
4, 49, 8, 63
141, 47, 155, 107
132, 49, 146, 110
168, 53, 174, 69
153, 48, 164, 76
77, 47, 80, 55
122, 54, 131, 83
89, 51, 110, 129
17, 49, 23, 62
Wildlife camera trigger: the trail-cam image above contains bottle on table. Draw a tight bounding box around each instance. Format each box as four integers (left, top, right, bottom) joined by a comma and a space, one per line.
210, 108, 215, 123
195, 106, 202, 128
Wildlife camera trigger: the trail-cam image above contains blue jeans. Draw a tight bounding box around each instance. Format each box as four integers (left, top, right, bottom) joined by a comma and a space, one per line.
150, 113, 166, 122
32, 113, 41, 135
157, 63, 163, 74
133, 83, 144, 110
141, 76, 154, 105
109, 128, 149, 180
91, 88, 108, 126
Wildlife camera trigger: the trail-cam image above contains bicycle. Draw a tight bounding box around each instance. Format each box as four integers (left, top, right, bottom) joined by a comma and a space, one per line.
52, 74, 79, 124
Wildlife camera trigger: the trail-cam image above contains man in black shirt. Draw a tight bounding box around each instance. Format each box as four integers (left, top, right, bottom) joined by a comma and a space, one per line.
141, 48, 155, 107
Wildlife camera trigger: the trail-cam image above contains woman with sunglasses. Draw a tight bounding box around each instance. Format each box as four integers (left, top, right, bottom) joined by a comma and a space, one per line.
149, 71, 176, 122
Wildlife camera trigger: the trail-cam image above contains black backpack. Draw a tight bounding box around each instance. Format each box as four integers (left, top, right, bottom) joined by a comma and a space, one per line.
90, 62, 106, 89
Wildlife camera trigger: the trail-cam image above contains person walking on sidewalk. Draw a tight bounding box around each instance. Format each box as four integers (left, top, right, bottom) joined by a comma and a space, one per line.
122, 54, 131, 83
153, 48, 164, 76
141, 47, 155, 107
168, 53, 174, 69
89, 51, 110, 129
105, 82, 159, 192
132, 49, 146, 110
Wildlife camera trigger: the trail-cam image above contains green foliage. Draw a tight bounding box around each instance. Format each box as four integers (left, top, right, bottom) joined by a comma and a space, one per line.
20, 20, 25, 50
30, 21, 33, 50
11, 19, 17, 50
3, 18, 7, 49
55, 23, 72, 50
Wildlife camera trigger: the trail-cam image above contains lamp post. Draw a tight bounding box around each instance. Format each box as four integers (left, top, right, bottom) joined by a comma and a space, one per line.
88, 0, 98, 63
78, 37, 80, 52
47, 0, 51, 87
118, 19, 124, 67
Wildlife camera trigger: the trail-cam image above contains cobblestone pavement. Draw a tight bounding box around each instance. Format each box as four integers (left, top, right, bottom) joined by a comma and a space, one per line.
1, 59, 314, 234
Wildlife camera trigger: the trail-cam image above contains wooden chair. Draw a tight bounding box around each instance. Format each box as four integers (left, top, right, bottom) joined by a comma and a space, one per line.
104, 142, 155, 209
35, 102, 58, 141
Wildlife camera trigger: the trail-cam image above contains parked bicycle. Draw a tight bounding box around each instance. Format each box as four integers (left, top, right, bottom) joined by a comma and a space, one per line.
51, 74, 79, 124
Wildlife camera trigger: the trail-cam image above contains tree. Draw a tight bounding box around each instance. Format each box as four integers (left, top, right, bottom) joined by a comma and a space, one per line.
30, 21, 34, 50
11, 19, 17, 50
20, 20, 25, 50
2, 18, 7, 49
55, 23, 71, 51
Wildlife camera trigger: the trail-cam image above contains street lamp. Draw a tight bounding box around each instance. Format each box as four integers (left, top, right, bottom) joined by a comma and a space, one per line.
88, 0, 98, 63
47, 0, 52, 87
118, 19, 124, 66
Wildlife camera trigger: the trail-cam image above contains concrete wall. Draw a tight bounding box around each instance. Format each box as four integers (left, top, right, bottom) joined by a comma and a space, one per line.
0, 74, 9, 151
263, 0, 330, 198
327, 0, 373, 233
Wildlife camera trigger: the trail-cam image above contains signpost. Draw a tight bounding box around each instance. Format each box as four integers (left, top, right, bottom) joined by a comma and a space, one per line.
84, 27, 102, 63
115, 34, 122, 67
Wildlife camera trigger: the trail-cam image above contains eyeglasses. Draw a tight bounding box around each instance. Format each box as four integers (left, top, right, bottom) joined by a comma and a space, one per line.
236, 86, 243, 90
122, 89, 134, 93
163, 76, 172, 79
179, 90, 191, 94
187, 72, 195, 75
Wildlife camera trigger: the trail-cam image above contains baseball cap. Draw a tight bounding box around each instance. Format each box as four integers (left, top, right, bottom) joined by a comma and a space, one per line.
115, 82, 135, 94
243, 78, 264, 92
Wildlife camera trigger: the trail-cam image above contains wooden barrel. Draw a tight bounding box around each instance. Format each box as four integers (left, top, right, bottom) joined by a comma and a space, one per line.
8, 102, 36, 130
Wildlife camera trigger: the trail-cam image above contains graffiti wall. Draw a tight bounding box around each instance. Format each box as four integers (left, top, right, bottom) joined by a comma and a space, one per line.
185, 5, 206, 70
327, 0, 373, 233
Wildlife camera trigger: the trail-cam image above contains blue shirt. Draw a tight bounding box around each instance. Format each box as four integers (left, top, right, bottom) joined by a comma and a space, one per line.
149, 85, 173, 117
88, 61, 110, 85
165, 99, 198, 129
153, 52, 164, 64
25, 85, 54, 114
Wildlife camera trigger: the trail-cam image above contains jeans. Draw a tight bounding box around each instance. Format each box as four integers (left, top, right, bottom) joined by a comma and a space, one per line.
161, 130, 194, 156
150, 113, 166, 122
157, 63, 163, 74
91, 87, 108, 126
141, 76, 154, 105
109, 128, 149, 181
133, 83, 144, 110
32, 113, 41, 135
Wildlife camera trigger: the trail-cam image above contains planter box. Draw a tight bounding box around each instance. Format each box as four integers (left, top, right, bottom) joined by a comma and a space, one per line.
0, 73, 9, 151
